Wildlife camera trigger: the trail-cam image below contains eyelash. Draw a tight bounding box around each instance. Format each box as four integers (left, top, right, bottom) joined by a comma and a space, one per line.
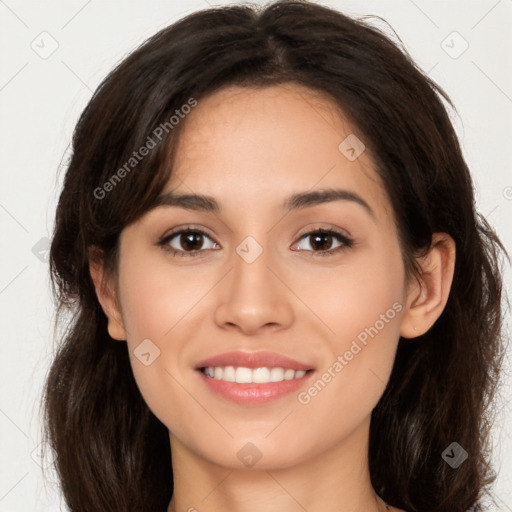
157, 226, 354, 258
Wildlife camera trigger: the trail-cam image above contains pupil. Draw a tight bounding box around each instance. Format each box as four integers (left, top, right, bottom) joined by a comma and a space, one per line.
183, 233, 203, 251
311, 233, 331, 251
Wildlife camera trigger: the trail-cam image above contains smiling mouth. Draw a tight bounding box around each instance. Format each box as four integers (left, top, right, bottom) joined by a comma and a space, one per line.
199, 366, 314, 384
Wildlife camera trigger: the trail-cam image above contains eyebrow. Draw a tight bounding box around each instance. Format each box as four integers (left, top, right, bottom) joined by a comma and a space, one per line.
151, 188, 375, 218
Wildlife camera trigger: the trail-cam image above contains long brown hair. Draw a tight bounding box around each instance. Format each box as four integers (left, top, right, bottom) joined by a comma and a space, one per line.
42, 1, 508, 510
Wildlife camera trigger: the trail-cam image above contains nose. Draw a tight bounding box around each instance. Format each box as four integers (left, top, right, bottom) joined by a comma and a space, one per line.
213, 243, 295, 336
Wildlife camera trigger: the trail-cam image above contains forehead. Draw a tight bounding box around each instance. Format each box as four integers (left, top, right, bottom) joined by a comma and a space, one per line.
164, 83, 390, 219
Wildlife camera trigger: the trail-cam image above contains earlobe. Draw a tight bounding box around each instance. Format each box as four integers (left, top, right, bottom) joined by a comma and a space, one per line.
400, 233, 456, 339
89, 249, 127, 341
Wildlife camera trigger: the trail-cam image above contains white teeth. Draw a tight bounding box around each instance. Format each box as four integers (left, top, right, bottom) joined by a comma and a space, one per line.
202, 366, 309, 384
223, 366, 236, 382
235, 367, 252, 383
253, 367, 270, 383
284, 368, 295, 380
269, 367, 284, 382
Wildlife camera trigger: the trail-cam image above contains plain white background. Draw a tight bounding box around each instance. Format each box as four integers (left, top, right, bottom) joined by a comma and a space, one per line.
0, 0, 511, 510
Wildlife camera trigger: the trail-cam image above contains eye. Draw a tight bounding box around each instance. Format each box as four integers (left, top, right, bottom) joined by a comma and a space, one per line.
157, 226, 354, 258
293, 228, 353, 256
158, 228, 219, 257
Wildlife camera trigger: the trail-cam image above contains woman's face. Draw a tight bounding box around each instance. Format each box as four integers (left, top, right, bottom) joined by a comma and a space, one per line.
113, 83, 410, 469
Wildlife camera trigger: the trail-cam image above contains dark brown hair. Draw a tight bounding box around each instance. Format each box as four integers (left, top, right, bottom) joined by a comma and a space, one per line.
42, 1, 508, 511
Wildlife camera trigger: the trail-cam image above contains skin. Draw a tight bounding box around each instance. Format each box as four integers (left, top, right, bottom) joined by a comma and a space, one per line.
90, 83, 456, 512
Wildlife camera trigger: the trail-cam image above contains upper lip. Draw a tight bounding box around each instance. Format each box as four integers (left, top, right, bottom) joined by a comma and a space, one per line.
195, 351, 314, 371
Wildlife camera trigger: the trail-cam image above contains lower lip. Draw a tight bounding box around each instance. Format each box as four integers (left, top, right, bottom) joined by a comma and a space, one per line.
197, 370, 313, 405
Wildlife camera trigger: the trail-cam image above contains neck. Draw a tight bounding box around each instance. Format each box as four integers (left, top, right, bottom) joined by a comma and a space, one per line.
167, 416, 390, 512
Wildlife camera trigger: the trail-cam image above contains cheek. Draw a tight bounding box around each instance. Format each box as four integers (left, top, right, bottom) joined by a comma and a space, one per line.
114, 247, 199, 407
117, 245, 215, 341
334, 254, 404, 348
293, 239, 405, 350
292, 245, 405, 408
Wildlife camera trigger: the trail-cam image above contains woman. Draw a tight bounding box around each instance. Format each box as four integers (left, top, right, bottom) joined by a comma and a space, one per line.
42, 1, 507, 511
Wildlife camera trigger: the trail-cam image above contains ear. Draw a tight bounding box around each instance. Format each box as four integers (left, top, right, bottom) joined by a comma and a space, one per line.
89, 247, 127, 341
400, 233, 456, 339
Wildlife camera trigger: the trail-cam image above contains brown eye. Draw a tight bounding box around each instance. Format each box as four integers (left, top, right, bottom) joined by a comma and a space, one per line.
308, 232, 335, 251
294, 229, 353, 256
158, 228, 219, 257
177, 232, 205, 251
